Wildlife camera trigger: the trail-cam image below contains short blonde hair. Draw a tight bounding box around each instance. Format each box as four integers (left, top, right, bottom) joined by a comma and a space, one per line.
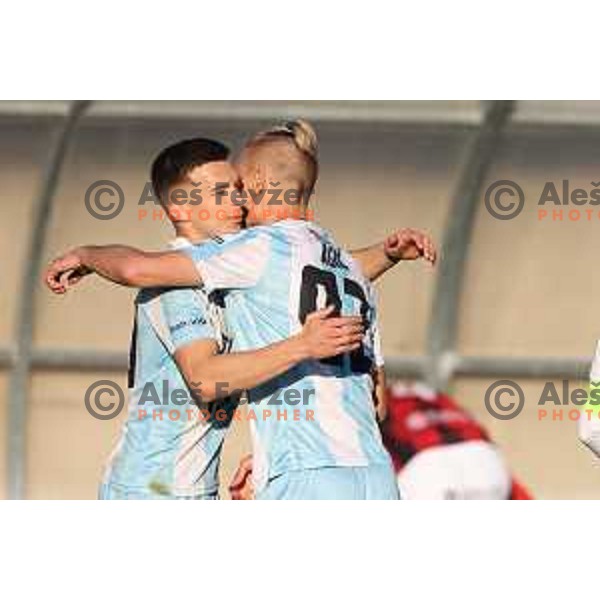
247, 119, 318, 196
250, 119, 317, 163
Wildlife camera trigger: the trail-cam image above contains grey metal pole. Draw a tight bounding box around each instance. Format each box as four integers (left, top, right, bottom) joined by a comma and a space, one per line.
1, 344, 589, 380
6, 100, 91, 499
426, 101, 516, 389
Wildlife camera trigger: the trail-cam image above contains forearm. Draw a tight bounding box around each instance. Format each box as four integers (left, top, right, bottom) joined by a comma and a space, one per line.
372, 366, 387, 422
78, 245, 199, 288
186, 336, 311, 401
76, 245, 148, 286
350, 243, 397, 282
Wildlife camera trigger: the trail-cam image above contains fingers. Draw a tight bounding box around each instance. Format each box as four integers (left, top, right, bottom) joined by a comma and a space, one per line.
411, 232, 427, 259
44, 253, 83, 294
336, 329, 364, 345
230, 469, 251, 494
409, 231, 435, 263
322, 323, 365, 347
336, 341, 362, 354
305, 305, 336, 323
323, 315, 363, 328
424, 235, 437, 264
412, 230, 436, 264
385, 232, 400, 252
45, 265, 67, 294
386, 228, 437, 264
321, 339, 362, 358
305, 308, 365, 327
51, 268, 80, 294
334, 323, 364, 337
302, 308, 367, 360
230, 454, 253, 499
385, 229, 413, 260
59, 269, 75, 289
230, 455, 253, 489
319, 324, 365, 358
58, 266, 89, 291
238, 454, 253, 475
320, 317, 365, 339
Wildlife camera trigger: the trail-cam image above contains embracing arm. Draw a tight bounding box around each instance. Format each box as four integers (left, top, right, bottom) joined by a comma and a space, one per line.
350, 242, 396, 282
350, 228, 437, 282
175, 307, 363, 402
45, 245, 200, 293
45, 231, 266, 294
45, 228, 438, 293
372, 366, 388, 422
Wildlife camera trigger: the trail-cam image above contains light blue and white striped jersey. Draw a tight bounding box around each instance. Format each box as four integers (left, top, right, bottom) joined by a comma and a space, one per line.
101, 238, 237, 499
184, 219, 390, 491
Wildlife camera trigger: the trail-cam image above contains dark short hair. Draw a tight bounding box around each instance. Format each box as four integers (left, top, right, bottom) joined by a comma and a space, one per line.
151, 137, 230, 202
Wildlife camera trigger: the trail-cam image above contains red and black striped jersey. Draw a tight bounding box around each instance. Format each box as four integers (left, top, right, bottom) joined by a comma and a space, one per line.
381, 384, 490, 470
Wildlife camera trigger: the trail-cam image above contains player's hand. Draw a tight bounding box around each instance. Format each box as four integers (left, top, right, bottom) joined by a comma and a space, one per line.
298, 305, 364, 360
384, 228, 437, 265
44, 249, 92, 294
230, 454, 254, 500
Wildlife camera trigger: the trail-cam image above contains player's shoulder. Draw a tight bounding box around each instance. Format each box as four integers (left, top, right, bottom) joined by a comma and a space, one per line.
202, 228, 271, 253
135, 286, 205, 311
209, 223, 294, 257
266, 219, 334, 249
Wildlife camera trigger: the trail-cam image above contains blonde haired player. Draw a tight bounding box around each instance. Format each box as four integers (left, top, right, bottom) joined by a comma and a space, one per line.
46, 119, 437, 499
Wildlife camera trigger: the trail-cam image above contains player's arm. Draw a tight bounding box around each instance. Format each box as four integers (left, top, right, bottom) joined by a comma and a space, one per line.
230, 454, 254, 500
45, 230, 266, 294
45, 245, 200, 293
372, 366, 388, 422
369, 308, 387, 422
176, 306, 363, 402
350, 228, 437, 282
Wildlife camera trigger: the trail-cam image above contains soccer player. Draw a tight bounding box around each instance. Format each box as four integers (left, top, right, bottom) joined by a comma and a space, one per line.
381, 382, 513, 499
46, 120, 437, 499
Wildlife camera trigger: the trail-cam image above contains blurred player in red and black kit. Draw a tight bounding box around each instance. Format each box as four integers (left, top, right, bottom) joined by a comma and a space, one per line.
230, 379, 532, 500
380, 382, 532, 500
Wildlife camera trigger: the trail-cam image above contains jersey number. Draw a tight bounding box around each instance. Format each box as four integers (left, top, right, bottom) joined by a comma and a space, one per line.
298, 265, 372, 373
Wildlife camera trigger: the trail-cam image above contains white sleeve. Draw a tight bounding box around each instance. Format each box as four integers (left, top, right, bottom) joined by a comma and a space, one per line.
184, 231, 270, 293
578, 416, 600, 457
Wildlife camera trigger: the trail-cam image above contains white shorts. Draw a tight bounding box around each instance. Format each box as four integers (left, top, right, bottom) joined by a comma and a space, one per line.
256, 465, 400, 500
396, 441, 511, 500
